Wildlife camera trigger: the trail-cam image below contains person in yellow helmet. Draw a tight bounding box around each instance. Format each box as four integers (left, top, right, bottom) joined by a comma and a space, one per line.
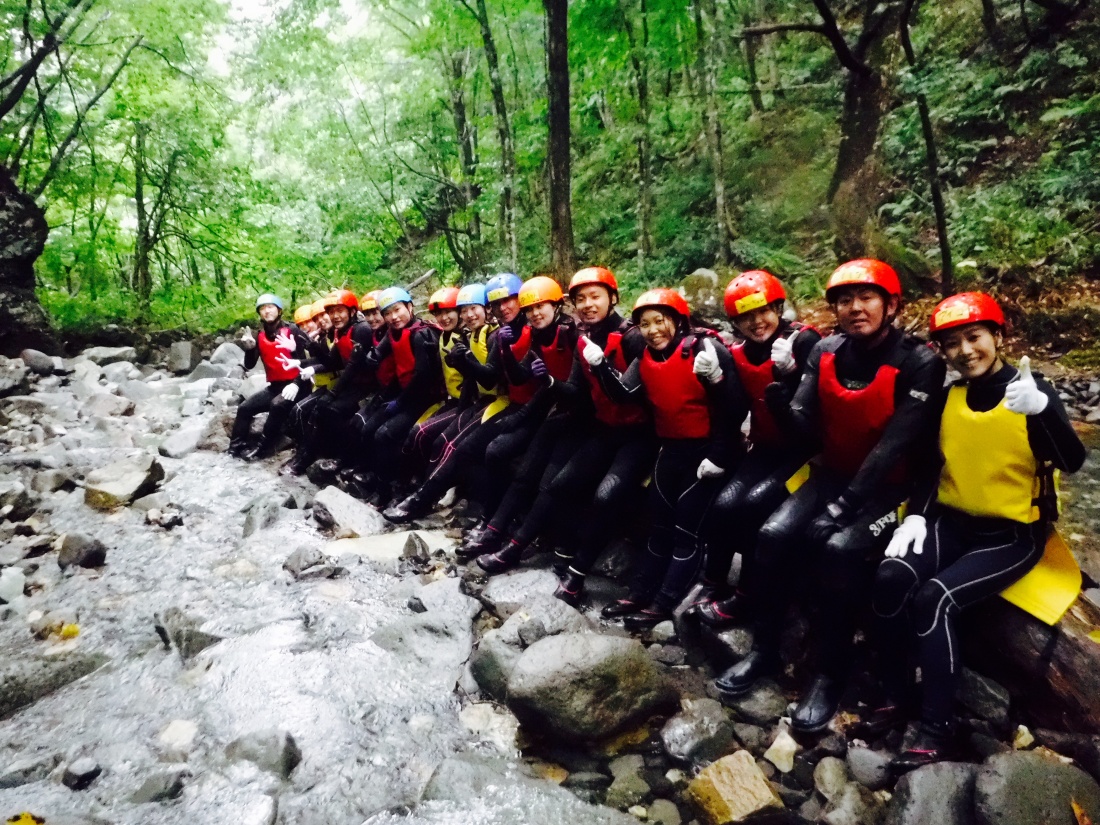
871, 292, 1085, 770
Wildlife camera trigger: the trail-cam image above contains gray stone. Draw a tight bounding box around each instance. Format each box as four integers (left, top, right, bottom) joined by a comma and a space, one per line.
312, 485, 388, 537
57, 532, 107, 569
19, 348, 54, 375
661, 698, 735, 764
225, 729, 302, 778
470, 627, 523, 699
168, 341, 201, 374
958, 668, 1011, 726
846, 746, 892, 791
120, 378, 158, 402
129, 767, 189, 802
0, 356, 30, 396
283, 546, 343, 580
824, 780, 880, 825
606, 753, 651, 809
1034, 730, 1100, 784
646, 798, 683, 825
84, 391, 134, 418
732, 722, 770, 755
0, 751, 62, 788
159, 421, 208, 459
83, 345, 137, 365
506, 633, 675, 743
154, 607, 223, 659
62, 756, 102, 790
651, 620, 677, 644
884, 762, 977, 825
0, 479, 37, 521
238, 373, 267, 399
649, 644, 687, 666
402, 531, 430, 560
101, 361, 140, 383
1, 395, 47, 415
371, 612, 474, 685
416, 576, 481, 621
31, 469, 73, 493
188, 360, 229, 381
814, 756, 849, 802
481, 568, 561, 619
132, 491, 171, 512
243, 492, 286, 537
975, 751, 1100, 825
562, 771, 613, 791
84, 453, 164, 510
725, 678, 788, 726
210, 341, 246, 366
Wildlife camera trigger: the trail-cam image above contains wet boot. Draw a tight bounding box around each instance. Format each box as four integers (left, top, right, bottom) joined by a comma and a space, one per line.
383, 493, 432, 524
891, 721, 956, 772
791, 674, 845, 733
554, 569, 585, 606
696, 593, 746, 630
458, 524, 505, 561
714, 648, 780, 700
623, 605, 673, 632
279, 451, 313, 476
243, 439, 278, 462
551, 549, 573, 580
600, 596, 649, 620
476, 539, 526, 575
228, 438, 250, 459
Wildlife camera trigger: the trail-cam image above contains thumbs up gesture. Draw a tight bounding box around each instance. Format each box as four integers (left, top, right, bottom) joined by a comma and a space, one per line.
692, 338, 723, 384
770, 329, 799, 375
1004, 356, 1049, 416
580, 335, 605, 367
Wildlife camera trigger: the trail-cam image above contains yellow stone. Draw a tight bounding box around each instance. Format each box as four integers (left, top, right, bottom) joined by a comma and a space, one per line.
599, 724, 651, 755
59, 623, 80, 639
686, 750, 783, 825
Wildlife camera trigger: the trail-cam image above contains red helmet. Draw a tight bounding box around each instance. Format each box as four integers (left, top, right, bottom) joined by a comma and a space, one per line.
825, 259, 902, 302
724, 270, 786, 317
929, 292, 1005, 337
428, 287, 461, 312
569, 266, 618, 296
332, 289, 360, 310
632, 288, 690, 322
518, 276, 564, 309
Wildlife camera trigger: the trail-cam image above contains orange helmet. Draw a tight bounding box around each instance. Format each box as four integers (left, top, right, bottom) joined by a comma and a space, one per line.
310, 300, 329, 319
929, 292, 1005, 337
360, 290, 382, 311
724, 270, 786, 317
518, 276, 564, 309
293, 305, 313, 325
319, 294, 339, 311
569, 266, 618, 296
825, 259, 901, 302
632, 288, 690, 322
428, 287, 461, 311
332, 289, 360, 310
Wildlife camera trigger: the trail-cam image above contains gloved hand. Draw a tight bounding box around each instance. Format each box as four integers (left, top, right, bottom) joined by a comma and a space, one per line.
1004, 356, 1048, 416
696, 458, 725, 479
763, 381, 792, 414
580, 335, 604, 366
238, 327, 256, 351
281, 383, 300, 402
807, 498, 856, 544
278, 356, 301, 372
497, 324, 515, 345
530, 357, 549, 383
693, 338, 723, 384
275, 330, 297, 353
771, 330, 799, 375
885, 514, 927, 559
445, 342, 470, 368
384, 400, 400, 415
299, 366, 316, 381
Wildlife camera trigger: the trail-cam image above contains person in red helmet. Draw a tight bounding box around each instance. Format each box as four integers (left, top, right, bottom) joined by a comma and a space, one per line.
870, 292, 1084, 769
713, 259, 946, 735
588, 288, 749, 630
694, 271, 821, 627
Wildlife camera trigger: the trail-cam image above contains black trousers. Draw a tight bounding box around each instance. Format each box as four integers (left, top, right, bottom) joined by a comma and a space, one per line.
231, 381, 294, 444
301, 389, 369, 459
404, 398, 463, 470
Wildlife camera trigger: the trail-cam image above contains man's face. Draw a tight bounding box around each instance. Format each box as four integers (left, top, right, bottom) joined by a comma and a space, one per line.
571, 284, 613, 326
491, 296, 520, 325
258, 304, 281, 323
833, 286, 896, 339
329, 305, 351, 330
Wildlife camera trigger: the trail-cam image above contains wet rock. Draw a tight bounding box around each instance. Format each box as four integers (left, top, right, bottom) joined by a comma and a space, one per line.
846, 745, 892, 791
975, 751, 1100, 825
211, 341, 246, 366
661, 697, 735, 764
154, 607, 223, 659
403, 530, 430, 560
283, 545, 343, 580
481, 568, 561, 619
312, 485, 388, 537
562, 771, 613, 792
57, 532, 107, 569
168, 341, 201, 374
958, 668, 1011, 727
814, 756, 849, 802
242, 492, 286, 537
226, 729, 302, 779
132, 491, 171, 512
651, 620, 677, 644
238, 373, 268, 400
647, 798, 683, 825
685, 750, 784, 824
823, 780, 880, 825
0, 751, 62, 788
732, 722, 770, 755
606, 754, 651, 809
884, 761, 977, 825
470, 628, 523, 699
120, 378, 157, 402
188, 360, 229, 381
0, 566, 26, 603
30, 468, 72, 493
84, 390, 134, 418
101, 360, 140, 383
0, 479, 37, 521
416, 576, 481, 621
158, 719, 199, 761
764, 728, 799, 773
0, 652, 107, 718
458, 702, 520, 752
84, 453, 164, 510
1034, 729, 1100, 783
724, 679, 788, 726
0, 355, 29, 396
19, 348, 54, 375
62, 757, 102, 790
506, 633, 675, 742
129, 766, 189, 802
371, 612, 474, 686
83, 345, 137, 365
158, 420, 209, 459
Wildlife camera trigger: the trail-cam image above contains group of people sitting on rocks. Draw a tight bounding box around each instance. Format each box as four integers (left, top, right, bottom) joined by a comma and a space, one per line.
228, 261, 1085, 773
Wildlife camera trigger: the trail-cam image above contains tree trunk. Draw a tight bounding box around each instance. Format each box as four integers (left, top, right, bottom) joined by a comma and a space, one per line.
0, 166, 55, 355
694, 0, 731, 265
742, 10, 766, 112
617, 0, 654, 271
544, 0, 575, 279
132, 122, 153, 313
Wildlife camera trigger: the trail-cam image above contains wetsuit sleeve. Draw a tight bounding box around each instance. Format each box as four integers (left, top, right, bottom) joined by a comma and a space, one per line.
773, 339, 825, 449
500, 334, 528, 386
457, 331, 500, 391
843, 343, 946, 507
594, 356, 644, 403
1028, 377, 1087, 472
620, 326, 648, 366
243, 343, 260, 372
393, 328, 441, 410
908, 390, 950, 517
702, 341, 750, 469
305, 337, 329, 361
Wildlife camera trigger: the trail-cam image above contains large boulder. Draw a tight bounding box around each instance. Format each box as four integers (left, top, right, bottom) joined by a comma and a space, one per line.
370, 612, 474, 688
57, 532, 108, 569
168, 341, 201, 374
313, 485, 389, 538
0, 355, 29, 397
210, 341, 246, 366
225, 729, 302, 779
0, 652, 109, 719
84, 453, 164, 510
84, 391, 135, 418
158, 420, 210, 459
506, 633, 675, 742
974, 751, 1100, 825
101, 361, 140, 383
82, 345, 137, 366
188, 360, 230, 381
18, 348, 54, 375
660, 698, 735, 765
481, 569, 562, 619
884, 762, 977, 825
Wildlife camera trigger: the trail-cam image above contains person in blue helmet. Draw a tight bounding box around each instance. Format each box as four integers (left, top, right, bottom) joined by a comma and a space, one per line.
230, 293, 313, 459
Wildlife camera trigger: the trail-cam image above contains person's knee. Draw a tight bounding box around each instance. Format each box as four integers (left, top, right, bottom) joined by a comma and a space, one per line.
913, 579, 952, 632
712, 480, 749, 519
594, 473, 627, 509
744, 479, 783, 518
871, 559, 917, 618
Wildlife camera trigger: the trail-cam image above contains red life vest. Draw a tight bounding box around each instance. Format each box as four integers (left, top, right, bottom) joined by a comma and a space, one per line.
729, 324, 808, 447
534, 325, 576, 382
333, 327, 355, 365
818, 350, 902, 480
581, 325, 648, 427
257, 327, 299, 383
639, 339, 711, 439
506, 325, 536, 405
390, 321, 427, 389
374, 328, 396, 388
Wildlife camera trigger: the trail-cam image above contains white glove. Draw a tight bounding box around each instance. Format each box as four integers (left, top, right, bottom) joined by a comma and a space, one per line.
692, 338, 723, 384
770, 330, 799, 375
299, 366, 316, 380
275, 330, 297, 353
238, 327, 256, 351
281, 383, 300, 402
885, 514, 926, 559
279, 356, 301, 372
581, 336, 605, 366
696, 458, 725, 479
1004, 356, 1048, 416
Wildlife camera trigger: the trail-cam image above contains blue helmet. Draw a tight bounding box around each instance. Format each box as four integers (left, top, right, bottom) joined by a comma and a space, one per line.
485, 273, 523, 303
378, 286, 413, 312
256, 293, 284, 311
456, 283, 488, 307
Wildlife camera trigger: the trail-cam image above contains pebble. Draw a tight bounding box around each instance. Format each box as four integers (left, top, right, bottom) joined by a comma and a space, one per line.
62, 757, 102, 790
814, 756, 849, 802
846, 745, 892, 791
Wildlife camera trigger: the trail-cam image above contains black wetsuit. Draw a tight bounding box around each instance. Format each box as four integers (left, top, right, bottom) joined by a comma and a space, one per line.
231, 320, 313, 447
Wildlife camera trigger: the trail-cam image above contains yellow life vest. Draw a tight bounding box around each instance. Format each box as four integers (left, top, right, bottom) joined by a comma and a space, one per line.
438, 330, 464, 401
936, 385, 1040, 523
469, 324, 502, 399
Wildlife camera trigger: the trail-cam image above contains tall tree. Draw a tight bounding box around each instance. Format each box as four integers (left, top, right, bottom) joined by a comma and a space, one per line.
544, 0, 575, 278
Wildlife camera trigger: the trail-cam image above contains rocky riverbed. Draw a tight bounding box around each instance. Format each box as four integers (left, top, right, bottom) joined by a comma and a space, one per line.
0, 343, 1098, 825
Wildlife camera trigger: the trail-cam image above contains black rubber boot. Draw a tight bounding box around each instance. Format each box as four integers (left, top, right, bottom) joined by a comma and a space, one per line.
891, 721, 956, 772
600, 597, 649, 620
696, 593, 745, 629
383, 493, 431, 524
551, 550, 573, 580
458, 525, 505, 561
554, 570, 585, 606
623, 606, 673, 632
791, 674, 845, 733
228, 438, 250, 459
714, 649, 780, 699
476, 540, 526, 575
279, 451, 313, 476
243, 439, 277, 462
